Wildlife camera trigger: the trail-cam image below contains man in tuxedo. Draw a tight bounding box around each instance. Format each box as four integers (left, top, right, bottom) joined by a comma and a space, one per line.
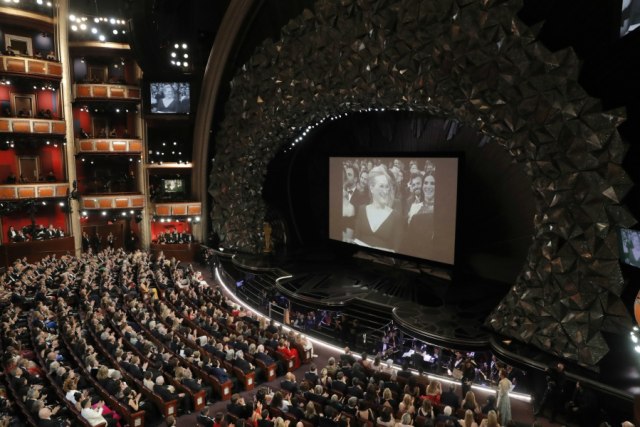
305, 384, 328, 407
207, 358, 230, 383
122, 355, 147, 380
280, 372, 299, 394
154, 376, 189, 414
435, 406, 462, 427
181, 370, 213, 404
7, 226, 18, 242
305, 364, 319, 385
37, 407, 64, 427
227, 394, 252, 419
441, 384, 460, 410
346, 378, 363, 399
233, 351, 255, 376
350, 169, 370, 207
331, 372, 348, 394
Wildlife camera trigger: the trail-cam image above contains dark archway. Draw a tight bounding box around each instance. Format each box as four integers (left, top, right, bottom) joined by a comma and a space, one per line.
209, 0, 634, 366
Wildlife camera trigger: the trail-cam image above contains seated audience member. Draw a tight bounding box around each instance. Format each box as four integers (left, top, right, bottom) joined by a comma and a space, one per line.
396, 413, 413, 427
281, 372, 299, 394
342, 397, 358, 416
227, 393, 252, 419
331, 371, 348, 394
380, 387, 397, 412
461, 391, 481, 414
436, 406, 462, 427
325, 357, 339, 377
461, 409, 478, 427
356, 399, 374, 422
479, 410, 499, 427
418, 399, 434, 420
153, 375, 189, 414
197, 408, 215, 427
377, 407, 395, 427
80, 399, 114, 427
481, 395, 496, 414
271, 391, 290, 413
304, 401, 320, 427
440, 384, 459, 409
37, 407, 64, 427
7, 226, 18, 242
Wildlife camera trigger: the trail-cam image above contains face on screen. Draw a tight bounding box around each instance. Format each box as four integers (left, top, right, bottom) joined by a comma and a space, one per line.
409, 175, 422, 195
424, 175, 435, 201
163, 84, 175, 99
359, 171, 368, 187
329, 156, 458, 265
370, 174, 391, 206
344, 167, 356, 188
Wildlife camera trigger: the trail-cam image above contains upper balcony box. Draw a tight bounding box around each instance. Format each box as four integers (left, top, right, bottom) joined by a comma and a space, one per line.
76, 138, 143, 154
0, 56, 62, 79
0, 182, 68, 201
0, 118, 65, 135
74, 83, 140, 101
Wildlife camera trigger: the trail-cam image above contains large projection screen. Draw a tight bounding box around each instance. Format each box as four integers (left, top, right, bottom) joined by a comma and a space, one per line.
329, 157, 459, 265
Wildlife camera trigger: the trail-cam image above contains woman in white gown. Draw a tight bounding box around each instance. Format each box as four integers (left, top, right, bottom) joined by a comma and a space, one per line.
496, 369, 512, 425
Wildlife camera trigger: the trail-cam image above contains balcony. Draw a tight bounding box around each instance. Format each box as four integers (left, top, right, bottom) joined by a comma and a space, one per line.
0, 118, 65, 135
76, 138, 143, 154
74, 83, 140, 101
153, 202, 201, 217
80, 194, 145, 210
0, 56, 62, 79
0, 182, 68, 200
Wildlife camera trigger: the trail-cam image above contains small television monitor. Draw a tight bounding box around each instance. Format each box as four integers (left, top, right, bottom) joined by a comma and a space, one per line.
619, 228, 640, 267
329, 156, 459, 265
149, 82, 190, 114
162, 178, 185, 193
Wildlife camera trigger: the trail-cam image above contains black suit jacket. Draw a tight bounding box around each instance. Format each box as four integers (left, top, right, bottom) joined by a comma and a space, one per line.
331, 381, 347, 394
154, 384, 179, 402
182, 378, 203, 391
233, 358, 253, 374
255, 352, 275, 365
127, 364, 145, 380
227, 402, 252, 419
38, 419, 61, 427
281, 380, 299, 394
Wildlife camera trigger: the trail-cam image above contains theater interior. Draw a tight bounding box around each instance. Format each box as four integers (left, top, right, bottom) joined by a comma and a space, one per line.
1, 0, 640, 426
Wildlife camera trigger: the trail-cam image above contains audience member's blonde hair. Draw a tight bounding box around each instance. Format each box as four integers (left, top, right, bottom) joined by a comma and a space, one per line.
484, 410, 499, 427
463, 409, 475, 427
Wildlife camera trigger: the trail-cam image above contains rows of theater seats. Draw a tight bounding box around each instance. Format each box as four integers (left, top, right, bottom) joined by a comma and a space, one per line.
0, 249, 308, 427
1, 249, 497, 427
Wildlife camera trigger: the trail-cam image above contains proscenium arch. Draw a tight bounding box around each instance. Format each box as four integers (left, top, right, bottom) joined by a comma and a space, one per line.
209, 0, 635, 366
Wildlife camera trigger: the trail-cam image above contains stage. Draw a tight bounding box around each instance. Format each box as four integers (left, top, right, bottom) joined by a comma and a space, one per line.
208, 244, 637, 410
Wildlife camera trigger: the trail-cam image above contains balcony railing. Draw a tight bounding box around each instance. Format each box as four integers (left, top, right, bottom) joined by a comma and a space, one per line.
153, 202, 201, 216
0, 118, 66, 135
0, 56, 62, 78
76, 138, 143, 154
73, 83, 140, 101
80, 193, 145, 210
0, 182, 68, 200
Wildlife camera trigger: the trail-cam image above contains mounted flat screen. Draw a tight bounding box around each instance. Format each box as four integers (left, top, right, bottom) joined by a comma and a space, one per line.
149, 82, 190, 114
619, 228, 640, 268
329, 156, 459, 265
162, 179, 185, 193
